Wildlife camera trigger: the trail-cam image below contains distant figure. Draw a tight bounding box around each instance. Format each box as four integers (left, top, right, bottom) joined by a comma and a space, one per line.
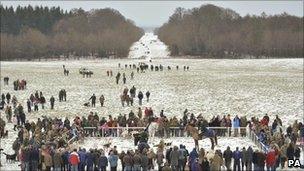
187, 66, 190, 71
110, 70, 113, 77
116, 72, 121, 84
99, 95, 105, 107
107, 71, 110, 77
50, 96, 55, 109
138, 91, 143, 106
146, 91, 150, 102
3, 77, 9, 85
118, 63, 121, 68
131, 72, 134, 80
63, 89, 67, 101
89, 94, 96, 107
27, 99, 32, 113
176, 66, 179, 70
123, 76, 126, 84
184, 66, 186, 71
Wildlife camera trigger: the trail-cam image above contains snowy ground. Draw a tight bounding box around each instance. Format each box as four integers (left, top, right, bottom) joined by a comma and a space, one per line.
128, 32, 170, 59
1, 58, 302, 126
1, 58, 303, 170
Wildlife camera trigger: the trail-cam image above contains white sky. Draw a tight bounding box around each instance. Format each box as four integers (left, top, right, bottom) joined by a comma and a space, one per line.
1, 1, 303, 27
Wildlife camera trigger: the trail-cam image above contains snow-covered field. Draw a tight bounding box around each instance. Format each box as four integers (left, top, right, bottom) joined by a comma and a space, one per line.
128, 32, 170, 59
1, 58, 303, 170
1, 58, 303, 125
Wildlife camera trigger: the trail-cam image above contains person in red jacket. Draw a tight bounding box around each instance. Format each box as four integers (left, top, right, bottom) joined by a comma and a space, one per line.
266, 148, 276, 171
69, 149, 80, 171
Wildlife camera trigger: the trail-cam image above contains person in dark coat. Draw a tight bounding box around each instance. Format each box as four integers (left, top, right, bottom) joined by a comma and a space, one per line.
63, 89, 67, 101
223, 146, 233, 171
188, 148, 199, 170
50, 96, 55, 109
40, 95, 46, 109
27, 99, 32, 113
145, 91, 150, 102
0, 99, 5, 110
246, 146, 253, 171
29, 146, 40, 171
138, 91, 143, 105
86, 150, 94, 171
286, 143, 295, 160
233, 147, 241, 171
98, 151, 108, 171
201, 157, 210, 171
256, 151, 266, 171
78, 148, 87, 171
89, 94, 96, 107
62, 150, 70, 171
6, 92, 11, 103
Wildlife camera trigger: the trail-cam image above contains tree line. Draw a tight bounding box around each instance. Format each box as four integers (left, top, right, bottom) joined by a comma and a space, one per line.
156, 4, 303, 58
0, 5, 144, 60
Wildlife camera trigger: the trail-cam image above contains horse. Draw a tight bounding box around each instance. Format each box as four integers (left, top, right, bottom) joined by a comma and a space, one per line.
145, 117, 159, 141
185, 124, 218, 150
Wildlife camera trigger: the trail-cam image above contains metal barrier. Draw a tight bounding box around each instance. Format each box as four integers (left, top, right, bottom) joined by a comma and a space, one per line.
83, 126, 248, 138
248, 129, 269, 152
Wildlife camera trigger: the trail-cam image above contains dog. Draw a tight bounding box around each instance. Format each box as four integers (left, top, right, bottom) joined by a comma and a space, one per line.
83, 102, 90, 107
3, 153, 17, 163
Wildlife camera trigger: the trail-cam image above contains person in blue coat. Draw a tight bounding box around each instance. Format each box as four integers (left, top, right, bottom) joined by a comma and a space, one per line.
78, 148, 87, 171
188, 148, 198, 171
98, 151, 108, 171
86, 149, 95, 171
108, 151, 118, 171
233, 147, 242, 171
233, 115, 240, 136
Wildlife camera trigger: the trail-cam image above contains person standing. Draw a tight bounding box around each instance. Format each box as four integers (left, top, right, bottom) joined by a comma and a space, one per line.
99, 95, 105, 107
233, 147, 241, 171
108, 151, 118, 171
224, 146, 233, 171
241, 147, 248, 171
145, 91, 150, 102
59, 90, 63, 102
170, 146, 179, 170
116, 72, 121, 84
89, 94, 96, 107
6, 92, 11, 103
63, 89, 67, 101
50, 96, 55, 109
40, 95, 46, 109
131, 72, 134, 80
233, 115, 240, 136
138, 91, 143, 106
69, 149, 80, 171
26, 99, 32, 113
123, 75, 126, 84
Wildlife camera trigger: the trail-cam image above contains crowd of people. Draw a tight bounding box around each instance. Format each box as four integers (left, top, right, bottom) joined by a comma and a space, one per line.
1, 61, 303, 171
119, 86, 151, 107
1, 108, 302, 171
13, 79, 27, 91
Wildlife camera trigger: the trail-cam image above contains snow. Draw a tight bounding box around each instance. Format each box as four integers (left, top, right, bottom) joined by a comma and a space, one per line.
128, 32, 170, 60
1, 58, 302, 126
0, 57, 303, 170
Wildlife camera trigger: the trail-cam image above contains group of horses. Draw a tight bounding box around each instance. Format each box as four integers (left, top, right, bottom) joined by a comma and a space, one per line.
145, 118, 218, 150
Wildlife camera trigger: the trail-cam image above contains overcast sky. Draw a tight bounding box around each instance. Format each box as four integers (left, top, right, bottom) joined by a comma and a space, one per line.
1, 1, 303, 27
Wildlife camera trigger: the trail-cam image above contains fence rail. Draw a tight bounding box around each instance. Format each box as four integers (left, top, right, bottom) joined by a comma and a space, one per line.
82, 126, 248, 138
